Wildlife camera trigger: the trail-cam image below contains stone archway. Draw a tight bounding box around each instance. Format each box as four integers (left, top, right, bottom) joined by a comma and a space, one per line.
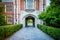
25, 16, 35, 27
21, 14, 40, 28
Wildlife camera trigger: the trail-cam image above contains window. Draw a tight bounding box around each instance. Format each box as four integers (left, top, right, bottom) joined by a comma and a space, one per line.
27, 0, 33, 9
15, 5, 17, 8
25, 0, 34, 9
6, 4, 13, 12
7, 16, 12, 23
43, 4, 46, 11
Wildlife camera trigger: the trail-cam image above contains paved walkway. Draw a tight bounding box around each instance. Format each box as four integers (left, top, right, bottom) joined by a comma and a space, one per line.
7, 27, 54, 40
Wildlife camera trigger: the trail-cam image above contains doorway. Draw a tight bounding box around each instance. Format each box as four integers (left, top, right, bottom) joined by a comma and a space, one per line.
25, 16, 35, 27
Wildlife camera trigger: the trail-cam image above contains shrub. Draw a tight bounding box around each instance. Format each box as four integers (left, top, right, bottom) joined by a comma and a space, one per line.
37, 24, 60, 40
0, 24, 23, 40
0, 26, 5, 40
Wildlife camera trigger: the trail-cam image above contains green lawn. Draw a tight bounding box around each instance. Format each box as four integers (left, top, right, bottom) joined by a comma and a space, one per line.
37, 24, 60, 40
0, 24, 23, 40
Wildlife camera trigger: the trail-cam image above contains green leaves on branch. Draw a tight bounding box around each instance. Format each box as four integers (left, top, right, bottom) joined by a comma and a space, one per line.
0, 6, 3, 12
0, 6, 7, 26
0, 0, 2, 2
50, 0, 60, 6
38, 0, 60, 27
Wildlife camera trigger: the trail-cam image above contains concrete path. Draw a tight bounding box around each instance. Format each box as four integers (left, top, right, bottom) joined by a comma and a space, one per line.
6, 27, 54, 40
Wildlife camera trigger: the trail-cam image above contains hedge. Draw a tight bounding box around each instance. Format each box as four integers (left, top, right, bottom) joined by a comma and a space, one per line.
37, 24, 60, 40
0, 24, 23, 40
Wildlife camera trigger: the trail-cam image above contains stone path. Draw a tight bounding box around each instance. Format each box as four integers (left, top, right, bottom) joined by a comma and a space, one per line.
6, 27, 54, 40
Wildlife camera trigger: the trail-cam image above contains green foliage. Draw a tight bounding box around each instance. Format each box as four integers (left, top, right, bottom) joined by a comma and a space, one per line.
0, 6, 7, 26
0, 24, 23, 40
37, 24, 60, 40
0, 6, 3, 12
38, 0, 60, 27
0, 0, 2, 2
27, 19, 33, 23
50, 0, 60, 6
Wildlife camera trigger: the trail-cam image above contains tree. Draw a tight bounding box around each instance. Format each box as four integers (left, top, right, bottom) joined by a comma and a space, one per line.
0, 0, 2, 2
0, 6, 7, 26
38, 0, 60, 27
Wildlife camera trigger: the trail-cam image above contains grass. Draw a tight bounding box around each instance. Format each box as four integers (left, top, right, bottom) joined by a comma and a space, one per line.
0, 24, 23, 40
37, 24, 60, 40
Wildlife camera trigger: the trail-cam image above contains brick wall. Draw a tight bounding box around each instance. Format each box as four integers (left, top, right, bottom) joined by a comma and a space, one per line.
0, 2, 14, 24
20, 0, 24, 10
36, 0, 39, 10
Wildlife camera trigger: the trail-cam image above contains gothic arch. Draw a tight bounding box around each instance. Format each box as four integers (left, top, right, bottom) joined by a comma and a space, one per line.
22, 14, 37, 19
25, 16, 35, 27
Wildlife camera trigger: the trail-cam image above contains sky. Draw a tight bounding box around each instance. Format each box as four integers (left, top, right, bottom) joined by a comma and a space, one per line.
2, 0, 50, 6
2, 0, 13, 2
46, 0, 50, 5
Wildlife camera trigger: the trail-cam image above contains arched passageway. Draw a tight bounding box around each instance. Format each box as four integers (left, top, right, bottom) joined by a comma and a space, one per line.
25, 16, 35, 27
21, 14, 40, 27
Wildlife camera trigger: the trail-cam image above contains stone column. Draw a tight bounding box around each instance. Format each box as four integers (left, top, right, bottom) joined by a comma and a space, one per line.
18, 0, 20, 24
17, 0, 18, 24
39, 0, 43, 12
13, 0, 15, 24
34, 0, 36, 10
26, 0, 27, 9
33, 0, 34, 9
5, 5, 6, 12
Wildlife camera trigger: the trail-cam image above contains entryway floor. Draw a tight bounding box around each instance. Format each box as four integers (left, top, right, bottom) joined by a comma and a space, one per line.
6, 27, 54, 40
